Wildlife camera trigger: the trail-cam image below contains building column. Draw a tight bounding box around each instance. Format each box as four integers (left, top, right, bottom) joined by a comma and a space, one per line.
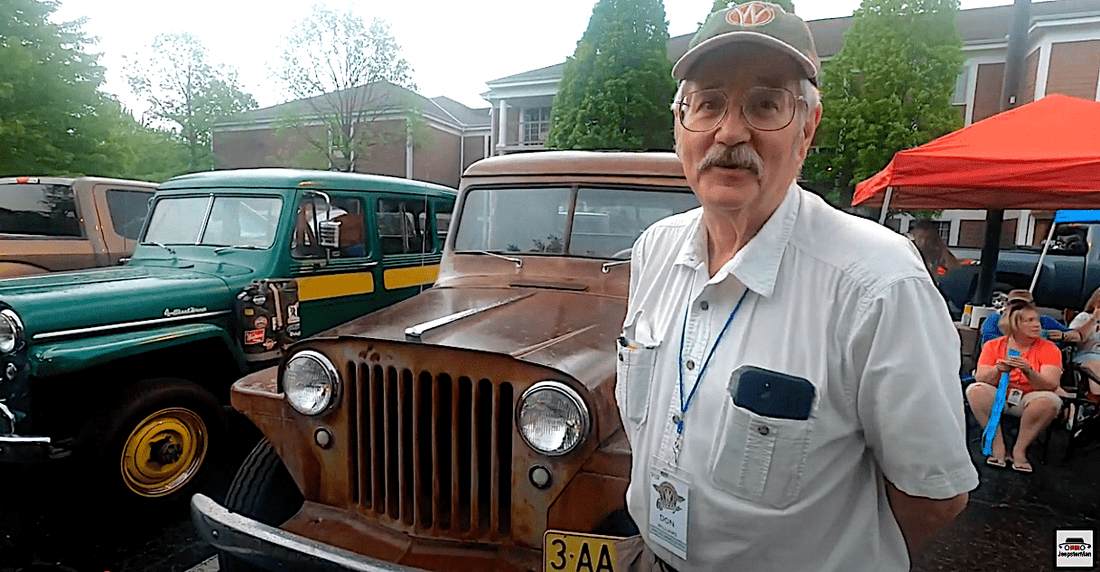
406, 117, 414, 179
496, 100, 508, 155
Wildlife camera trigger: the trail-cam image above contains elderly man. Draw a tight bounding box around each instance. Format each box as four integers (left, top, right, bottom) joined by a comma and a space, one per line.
614, 3, 978, 571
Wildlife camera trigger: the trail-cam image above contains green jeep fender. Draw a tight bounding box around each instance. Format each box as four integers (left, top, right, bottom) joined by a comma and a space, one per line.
29, 323, 247, 379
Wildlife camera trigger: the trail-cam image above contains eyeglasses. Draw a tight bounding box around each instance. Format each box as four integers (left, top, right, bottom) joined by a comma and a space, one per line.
674, 87, 806, 132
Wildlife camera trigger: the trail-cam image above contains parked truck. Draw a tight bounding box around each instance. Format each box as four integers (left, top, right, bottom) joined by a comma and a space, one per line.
0, 169, 455, 502
940, 215, 1100, 316
191, 151, 700, 572
0, 176, 157, 277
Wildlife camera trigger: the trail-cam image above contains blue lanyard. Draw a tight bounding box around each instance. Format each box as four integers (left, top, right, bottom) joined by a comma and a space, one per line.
982, 348, 1020, 456
677, 288, 750, 434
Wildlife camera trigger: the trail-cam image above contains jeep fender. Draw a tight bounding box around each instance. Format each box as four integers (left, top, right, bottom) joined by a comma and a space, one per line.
29, 323, 247, 378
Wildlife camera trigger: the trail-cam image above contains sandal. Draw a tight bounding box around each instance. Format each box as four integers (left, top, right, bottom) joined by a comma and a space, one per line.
1012, 460, 1033, 473
986, 456, 1007, 468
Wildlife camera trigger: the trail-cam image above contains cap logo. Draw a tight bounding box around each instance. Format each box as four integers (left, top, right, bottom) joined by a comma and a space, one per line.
726, 2, 777, 27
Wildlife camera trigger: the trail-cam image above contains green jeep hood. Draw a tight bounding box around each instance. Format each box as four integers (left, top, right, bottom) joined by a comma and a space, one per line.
0, 264, 250, 341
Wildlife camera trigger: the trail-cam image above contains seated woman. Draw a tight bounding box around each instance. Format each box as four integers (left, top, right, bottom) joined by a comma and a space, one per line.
967, 300, 1063, 473
979, 289, 1074, 345
1068, 286, 1100, 404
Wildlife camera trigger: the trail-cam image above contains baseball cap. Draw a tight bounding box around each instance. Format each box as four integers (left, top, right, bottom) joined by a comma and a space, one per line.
672, 1, 820, 85
1005, 289, 1034, 304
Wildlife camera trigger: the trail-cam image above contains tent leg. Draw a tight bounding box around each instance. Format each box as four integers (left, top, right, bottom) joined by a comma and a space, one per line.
878, 187, 894, 225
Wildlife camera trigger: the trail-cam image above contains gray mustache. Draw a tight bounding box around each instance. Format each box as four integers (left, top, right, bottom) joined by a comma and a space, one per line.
698, 144, 763, 178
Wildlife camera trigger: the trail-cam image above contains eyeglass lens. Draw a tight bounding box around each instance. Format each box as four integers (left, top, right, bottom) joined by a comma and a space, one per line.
678, 87, 796, 132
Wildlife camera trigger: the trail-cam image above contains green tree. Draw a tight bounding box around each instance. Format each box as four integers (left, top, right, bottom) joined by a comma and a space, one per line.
272, 5, 422, 172
708, 0, 796, 14
545, 0, 675, 151
124, 33, 258, 172
99, 99, 191, 182
0, 0, 120, 177
803, 0, 964, 207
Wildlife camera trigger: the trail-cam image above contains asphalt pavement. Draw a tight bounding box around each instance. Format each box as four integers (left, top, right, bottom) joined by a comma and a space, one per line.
2, 412, 1097, 572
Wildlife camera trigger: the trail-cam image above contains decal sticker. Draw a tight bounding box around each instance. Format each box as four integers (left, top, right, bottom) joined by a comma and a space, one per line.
244, 329, 265, 345
286, 303, 300, 324
263, 338, 277, 350
244, 308, 254, 316
254, 316, 269, 330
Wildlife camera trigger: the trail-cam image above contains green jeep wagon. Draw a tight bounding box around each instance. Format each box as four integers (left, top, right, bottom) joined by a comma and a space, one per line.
0, 169, 455, 502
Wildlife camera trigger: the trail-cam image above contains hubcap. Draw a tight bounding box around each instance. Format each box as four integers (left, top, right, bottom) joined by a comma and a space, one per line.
120, 407, 208, 498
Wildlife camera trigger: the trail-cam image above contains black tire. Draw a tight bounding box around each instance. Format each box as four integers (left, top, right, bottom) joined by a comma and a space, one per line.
87, 378, 226, 504
219, 438, 304, 572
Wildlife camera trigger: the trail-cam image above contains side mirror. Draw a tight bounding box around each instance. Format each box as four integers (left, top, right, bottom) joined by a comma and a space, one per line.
318, 220, 341, 249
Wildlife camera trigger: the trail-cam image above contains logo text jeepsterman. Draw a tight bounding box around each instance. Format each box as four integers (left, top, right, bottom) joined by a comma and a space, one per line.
164, 306, 208, 318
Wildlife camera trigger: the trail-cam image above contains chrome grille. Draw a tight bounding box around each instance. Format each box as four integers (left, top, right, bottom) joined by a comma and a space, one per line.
351, 364, 514, 541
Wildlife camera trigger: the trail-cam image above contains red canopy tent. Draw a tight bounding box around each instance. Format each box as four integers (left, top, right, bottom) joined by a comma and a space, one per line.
852, 94, 1100, 211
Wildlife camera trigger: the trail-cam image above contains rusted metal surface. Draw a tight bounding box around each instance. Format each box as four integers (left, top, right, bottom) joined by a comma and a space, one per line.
226, 151, 694, 571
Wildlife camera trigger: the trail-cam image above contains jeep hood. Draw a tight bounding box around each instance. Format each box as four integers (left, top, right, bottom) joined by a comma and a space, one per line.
319, 286, 627, 386
0, 265, 245, 340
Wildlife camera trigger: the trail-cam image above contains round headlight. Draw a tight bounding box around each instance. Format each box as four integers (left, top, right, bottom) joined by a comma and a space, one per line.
517, 381, 590, 456
284, 350, 338, 415
0, 309, 24, 354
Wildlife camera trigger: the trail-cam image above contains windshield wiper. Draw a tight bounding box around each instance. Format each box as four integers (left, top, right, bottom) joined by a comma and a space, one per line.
144, 241, 176, 255
470, 250, 523, 269
214, 244, 265, 254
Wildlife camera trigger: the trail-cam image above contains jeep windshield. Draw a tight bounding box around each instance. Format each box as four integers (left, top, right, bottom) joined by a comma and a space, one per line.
453, 186, 698, 259
144, 195, 282, 248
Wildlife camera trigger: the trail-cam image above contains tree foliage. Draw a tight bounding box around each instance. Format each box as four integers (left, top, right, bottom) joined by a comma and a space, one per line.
545, 0, 675, 151
272, 5, 422, 172
99, 100, 192, 182
709, 0, 796, 14
803, 0, 964, 207
125, 33, 257, 172
0, 0, 121, 177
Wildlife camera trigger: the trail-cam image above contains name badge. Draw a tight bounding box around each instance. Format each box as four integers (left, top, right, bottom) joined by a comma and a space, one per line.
1007, 388, 1024, 407
648, 469, 689, 560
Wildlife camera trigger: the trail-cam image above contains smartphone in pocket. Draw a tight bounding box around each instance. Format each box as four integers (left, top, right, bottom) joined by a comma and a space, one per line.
729, 365, 816, 420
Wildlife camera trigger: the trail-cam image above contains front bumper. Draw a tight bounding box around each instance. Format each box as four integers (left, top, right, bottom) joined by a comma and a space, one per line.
191, 494, 432, 572
0, 434, 67, 463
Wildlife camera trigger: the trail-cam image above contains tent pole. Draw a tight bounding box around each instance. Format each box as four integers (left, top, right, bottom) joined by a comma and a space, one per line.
974, 210, 1005, 306
878, 187, 894, 225
1028, 220, 1058, 292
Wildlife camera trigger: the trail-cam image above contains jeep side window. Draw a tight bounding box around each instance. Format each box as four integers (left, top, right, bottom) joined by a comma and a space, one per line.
105, 189, 154, 240
0, 183, 81, 237
417, 198, 454, 252
292, 195, 367, 259
377, 198, 427, 255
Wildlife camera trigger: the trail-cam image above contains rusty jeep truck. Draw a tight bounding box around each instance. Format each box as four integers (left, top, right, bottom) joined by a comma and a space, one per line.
0, 176, 157, 277
0, 169, 455, 503
191, 151, 698, 572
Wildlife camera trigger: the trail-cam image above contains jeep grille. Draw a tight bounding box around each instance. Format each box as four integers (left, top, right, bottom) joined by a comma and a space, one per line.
350, 364, 514, 541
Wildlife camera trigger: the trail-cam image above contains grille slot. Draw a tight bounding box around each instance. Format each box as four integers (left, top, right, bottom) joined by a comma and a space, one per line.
354, 364, 513, 540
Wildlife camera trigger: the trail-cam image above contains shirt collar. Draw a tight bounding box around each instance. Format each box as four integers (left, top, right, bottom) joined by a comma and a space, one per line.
675, 183, 802, 298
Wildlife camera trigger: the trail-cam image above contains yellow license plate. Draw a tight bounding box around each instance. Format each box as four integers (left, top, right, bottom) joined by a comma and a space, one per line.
544, 530, 619, 572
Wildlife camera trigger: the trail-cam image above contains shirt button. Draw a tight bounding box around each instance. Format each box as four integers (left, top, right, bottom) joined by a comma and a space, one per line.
618, 353, 624, 361
758, 425, 770, 436
700, 301, 709, 310
685, 360, 695, 370
672, 414, 681, 425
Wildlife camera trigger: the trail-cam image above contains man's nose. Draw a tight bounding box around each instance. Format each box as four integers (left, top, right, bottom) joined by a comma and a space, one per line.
712, 102, 752, 146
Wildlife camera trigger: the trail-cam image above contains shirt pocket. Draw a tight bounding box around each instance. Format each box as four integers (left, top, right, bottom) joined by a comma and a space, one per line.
615, 340, 659, 441
709, 398, 813, 509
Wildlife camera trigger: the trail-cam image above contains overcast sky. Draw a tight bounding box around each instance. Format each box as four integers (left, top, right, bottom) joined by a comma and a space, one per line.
51, 0, 1037, 113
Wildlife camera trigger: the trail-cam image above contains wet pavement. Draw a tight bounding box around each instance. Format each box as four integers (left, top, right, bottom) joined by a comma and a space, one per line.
1, 411, 1097, 571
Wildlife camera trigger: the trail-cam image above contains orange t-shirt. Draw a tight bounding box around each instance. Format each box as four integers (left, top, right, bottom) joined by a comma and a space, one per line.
977, 336, 1061, 393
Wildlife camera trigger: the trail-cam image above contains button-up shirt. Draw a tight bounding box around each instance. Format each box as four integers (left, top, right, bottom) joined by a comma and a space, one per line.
616, 184, 979, 572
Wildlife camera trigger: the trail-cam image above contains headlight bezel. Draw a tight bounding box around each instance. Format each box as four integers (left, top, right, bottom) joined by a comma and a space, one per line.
517, 380, 591, 457
0, 309, 24, 354
283, 349, 340, 416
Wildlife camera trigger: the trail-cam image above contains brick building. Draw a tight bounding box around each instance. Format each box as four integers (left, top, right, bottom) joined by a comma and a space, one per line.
212, 82, 490, 189
483, 0, 1100, 249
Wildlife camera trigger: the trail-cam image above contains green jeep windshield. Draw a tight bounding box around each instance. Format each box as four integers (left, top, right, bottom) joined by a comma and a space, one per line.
454, 186, 698, 258
145, 195, 282, 248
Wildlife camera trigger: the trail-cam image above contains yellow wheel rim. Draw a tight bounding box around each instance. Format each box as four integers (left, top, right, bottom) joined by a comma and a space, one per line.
119, 407, 209, 498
